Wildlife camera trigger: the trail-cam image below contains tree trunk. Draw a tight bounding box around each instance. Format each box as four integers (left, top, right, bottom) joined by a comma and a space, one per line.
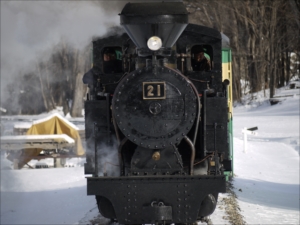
71, 72, 84, 117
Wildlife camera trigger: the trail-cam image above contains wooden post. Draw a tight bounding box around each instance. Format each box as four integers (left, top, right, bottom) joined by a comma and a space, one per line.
242, 127, 258, 153
13, 159, 19, 170
243, 127, 248, 153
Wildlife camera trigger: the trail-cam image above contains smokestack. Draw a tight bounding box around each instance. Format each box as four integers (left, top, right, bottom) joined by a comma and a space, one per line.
120, 2, 188, 55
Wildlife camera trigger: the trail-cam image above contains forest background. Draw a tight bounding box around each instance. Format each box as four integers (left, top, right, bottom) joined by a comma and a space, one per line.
1, 0, 299, 117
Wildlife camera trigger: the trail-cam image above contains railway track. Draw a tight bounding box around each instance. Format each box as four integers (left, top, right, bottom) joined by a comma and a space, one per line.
221, 179, 246, 225
82, 209, 213, 225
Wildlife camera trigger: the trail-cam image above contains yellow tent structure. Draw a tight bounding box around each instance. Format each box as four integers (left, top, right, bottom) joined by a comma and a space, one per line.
18, 113, 85, 168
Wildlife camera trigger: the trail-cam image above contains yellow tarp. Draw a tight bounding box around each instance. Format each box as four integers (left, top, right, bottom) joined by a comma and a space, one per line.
19, 114, 85, 168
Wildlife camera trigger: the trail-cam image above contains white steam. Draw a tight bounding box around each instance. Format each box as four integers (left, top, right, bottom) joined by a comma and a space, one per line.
97, 142, 120, 177
0, 1, 120, 101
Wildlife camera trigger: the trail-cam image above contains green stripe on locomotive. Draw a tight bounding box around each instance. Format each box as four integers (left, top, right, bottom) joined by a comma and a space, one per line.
222, 48, 232, 63
222, 48, 234, 180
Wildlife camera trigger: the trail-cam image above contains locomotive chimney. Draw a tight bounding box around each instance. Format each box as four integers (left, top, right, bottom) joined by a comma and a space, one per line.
119, 2, 188, 56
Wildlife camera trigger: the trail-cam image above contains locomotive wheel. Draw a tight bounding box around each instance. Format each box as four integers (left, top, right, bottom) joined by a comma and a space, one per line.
213, 192, 219, 202
198, 192, 218, 219
95, 196, 116, 219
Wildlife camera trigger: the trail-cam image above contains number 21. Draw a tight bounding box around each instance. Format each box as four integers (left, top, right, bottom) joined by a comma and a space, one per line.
147, 85, 161, 97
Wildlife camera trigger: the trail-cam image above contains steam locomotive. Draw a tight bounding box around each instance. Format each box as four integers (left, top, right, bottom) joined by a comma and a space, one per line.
83, 1, 233, 224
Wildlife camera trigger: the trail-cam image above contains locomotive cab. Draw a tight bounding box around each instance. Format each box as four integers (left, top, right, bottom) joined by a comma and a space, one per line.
84, 1, 232, 224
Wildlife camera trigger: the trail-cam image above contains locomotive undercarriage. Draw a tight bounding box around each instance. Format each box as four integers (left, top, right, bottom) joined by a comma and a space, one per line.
89, 175, 225, 224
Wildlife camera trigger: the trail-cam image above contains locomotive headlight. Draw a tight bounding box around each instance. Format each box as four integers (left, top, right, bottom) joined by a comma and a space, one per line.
147, 36, 162, 51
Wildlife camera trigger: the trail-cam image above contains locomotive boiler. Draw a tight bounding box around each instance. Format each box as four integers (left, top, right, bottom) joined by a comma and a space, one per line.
83, 1, 233, 224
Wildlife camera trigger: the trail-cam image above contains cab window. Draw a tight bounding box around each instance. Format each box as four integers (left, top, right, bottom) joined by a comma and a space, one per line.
191, 45, 212, 71
102, 47, 122, 74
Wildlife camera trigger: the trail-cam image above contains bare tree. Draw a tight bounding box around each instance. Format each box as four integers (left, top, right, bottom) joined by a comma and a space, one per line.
184, 0, 300, 100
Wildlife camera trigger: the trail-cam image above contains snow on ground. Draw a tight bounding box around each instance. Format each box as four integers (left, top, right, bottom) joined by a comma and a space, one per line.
1, 90, 299, 224
1, 166, 97, 225
232, 91, 299, 224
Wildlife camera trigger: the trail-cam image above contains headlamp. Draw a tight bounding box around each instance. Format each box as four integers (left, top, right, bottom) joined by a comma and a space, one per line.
147, 36, 162, 51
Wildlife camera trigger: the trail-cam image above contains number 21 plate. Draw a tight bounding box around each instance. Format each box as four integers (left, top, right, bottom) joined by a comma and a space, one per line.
143, 82, 166, 100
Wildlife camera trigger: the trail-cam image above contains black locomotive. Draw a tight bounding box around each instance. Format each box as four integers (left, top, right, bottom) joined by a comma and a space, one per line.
83, 1, 232, 224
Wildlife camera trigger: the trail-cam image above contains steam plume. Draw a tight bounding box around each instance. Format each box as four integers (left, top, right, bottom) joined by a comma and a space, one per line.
0, 1, 119, 102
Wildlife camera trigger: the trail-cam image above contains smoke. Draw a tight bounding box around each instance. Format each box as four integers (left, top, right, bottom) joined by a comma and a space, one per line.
97, 142, 120, 177
0, 1, 121, 103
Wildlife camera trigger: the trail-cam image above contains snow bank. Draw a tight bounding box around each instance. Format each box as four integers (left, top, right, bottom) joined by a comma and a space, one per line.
0, 165, 96, 225
233, 92, 299, 224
